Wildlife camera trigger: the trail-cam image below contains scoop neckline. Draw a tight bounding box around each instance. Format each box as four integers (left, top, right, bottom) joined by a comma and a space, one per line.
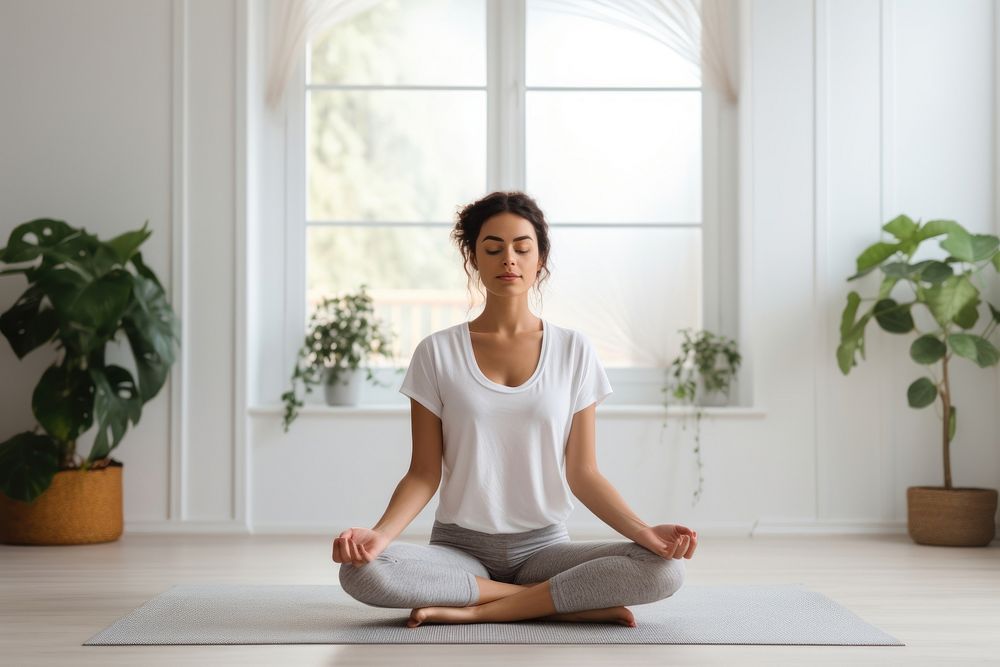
461, 319, 549, 393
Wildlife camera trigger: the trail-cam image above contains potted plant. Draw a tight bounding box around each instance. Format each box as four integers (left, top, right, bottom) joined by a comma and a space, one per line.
837, 214, 999, 547
281, 284, 399, 432
0, 218, 180, 545
660, 327, 742, 507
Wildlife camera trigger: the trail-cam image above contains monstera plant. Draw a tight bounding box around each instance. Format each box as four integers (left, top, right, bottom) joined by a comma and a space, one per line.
0, 218, 180, 504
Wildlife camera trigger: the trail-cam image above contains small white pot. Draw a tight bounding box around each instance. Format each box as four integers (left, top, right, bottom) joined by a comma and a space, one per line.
323, 366, 365, 406
695, 365, 732, 407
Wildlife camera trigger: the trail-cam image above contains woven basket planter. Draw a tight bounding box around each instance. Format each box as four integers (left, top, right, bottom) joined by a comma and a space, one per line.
907, 486, 998, 547
0, 460, 123, 545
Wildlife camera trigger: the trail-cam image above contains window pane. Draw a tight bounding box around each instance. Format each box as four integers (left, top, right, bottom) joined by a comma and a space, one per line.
541, 226, 701, 368
310, 0, 486, 86
526, 0, 699, 88
306, 225, 473, 359
526, 91, 701, 223
308, 90, 486, 222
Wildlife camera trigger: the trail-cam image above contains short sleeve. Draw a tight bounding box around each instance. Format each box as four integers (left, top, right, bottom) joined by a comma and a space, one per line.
572, 334, 614, 414
399, 337, 444, 419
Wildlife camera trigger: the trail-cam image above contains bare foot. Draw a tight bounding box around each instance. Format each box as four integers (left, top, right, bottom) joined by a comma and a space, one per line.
407, 605, 478, 628
540, 606, 636, 627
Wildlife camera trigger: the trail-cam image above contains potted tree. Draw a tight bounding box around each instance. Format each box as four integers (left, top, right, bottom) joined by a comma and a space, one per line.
0, 218, 180, 545
660, 327, 742, 507
837, 214, 999, 546
281, 284, 399, 432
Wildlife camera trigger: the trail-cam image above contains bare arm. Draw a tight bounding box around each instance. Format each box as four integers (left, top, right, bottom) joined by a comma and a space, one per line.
570, 470, 650, 542
370, 398, 443, 542
565, 403, 650, 542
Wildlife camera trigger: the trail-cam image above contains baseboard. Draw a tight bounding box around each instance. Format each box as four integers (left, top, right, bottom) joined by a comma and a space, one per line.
125, 519, 251, 534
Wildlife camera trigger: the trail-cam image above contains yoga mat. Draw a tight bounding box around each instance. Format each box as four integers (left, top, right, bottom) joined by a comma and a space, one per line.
84, 583, 905, 646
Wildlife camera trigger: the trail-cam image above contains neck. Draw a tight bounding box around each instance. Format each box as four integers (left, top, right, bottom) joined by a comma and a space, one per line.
471, 299, 541, 335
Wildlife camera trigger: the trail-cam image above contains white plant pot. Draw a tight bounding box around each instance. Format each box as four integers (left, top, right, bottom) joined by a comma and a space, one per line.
695, 366, 732, 407
323, 367, 365, 406
697, 386, 730, 407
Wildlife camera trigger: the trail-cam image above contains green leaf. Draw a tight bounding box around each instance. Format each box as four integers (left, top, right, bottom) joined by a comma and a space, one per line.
990, 302, 1000, 323
925, 275, 979, 328
873, 298, 914, 333
953, 296, 980, 329
105, 221, 152, 265
948, 405, 957, 442
918, 261, 953, 284
882, 214, 918, 242
836, 294, 873, 374
899, 239, 919, 256
27, 228, 121, 279
840, 291, 861, 339
0, 432, 62, 503
836, 339, 858, 375
971, 234, 1000, 261
122, 273, 180, 402
881, 262, 913, 278
939, 227, 974, 261
940, 229, 999, 263
129, 251, 163, 292
907, 377, 938, 408
0, 219, 77, 263
64, 268, 133, 355
947, 333, 1000, 368
910, 335, 946, 364
31, 266, 87, 315
852, 242, 900, 278
917, 219, 964, 241
0, 284, 59, 359
993, 251, 1000, 273
87, 366, 142, 461
31, 364, 96, 442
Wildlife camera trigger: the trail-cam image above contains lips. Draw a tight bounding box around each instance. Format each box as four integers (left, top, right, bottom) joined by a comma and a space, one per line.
498, 274, 520, 278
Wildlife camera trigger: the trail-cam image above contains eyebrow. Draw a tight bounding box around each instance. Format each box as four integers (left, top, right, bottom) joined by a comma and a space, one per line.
483, 235, 533, 242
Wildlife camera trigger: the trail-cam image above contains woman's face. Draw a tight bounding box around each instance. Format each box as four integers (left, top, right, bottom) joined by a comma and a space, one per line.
473, 212, 543, 295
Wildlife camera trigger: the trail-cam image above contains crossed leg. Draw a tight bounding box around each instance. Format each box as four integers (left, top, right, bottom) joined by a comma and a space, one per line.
408, 539, 685, 627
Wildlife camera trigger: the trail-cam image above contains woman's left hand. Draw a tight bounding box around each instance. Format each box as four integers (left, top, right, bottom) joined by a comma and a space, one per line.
632, 524, 698, 560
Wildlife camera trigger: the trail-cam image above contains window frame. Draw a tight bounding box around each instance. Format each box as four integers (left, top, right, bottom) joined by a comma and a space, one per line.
283, 0, 735, 406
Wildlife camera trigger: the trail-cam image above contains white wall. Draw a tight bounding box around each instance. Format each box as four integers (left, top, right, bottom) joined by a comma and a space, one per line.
1, 0, 997, 539
0, 0, 176, 521
0, 0, 241, 528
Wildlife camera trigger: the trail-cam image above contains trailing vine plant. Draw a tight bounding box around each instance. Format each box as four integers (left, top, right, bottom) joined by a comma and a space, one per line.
660, 328, 742, 507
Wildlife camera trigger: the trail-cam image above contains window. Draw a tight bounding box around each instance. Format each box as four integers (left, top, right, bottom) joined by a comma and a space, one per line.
286, 0, 734, 405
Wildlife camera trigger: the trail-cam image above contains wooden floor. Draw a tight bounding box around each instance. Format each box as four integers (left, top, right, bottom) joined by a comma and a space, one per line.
2, 531, 997, 666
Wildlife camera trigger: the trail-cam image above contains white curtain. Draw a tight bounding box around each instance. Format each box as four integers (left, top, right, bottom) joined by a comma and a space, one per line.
268, 0, 738, 110
534, 0, 739, 104
265, 0, 383, 111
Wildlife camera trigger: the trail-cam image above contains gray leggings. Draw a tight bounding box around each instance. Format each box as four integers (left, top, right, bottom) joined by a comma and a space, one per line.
339, 519, 685, 614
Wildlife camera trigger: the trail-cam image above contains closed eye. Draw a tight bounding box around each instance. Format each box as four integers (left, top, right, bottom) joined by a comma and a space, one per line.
486, 250, 528, 255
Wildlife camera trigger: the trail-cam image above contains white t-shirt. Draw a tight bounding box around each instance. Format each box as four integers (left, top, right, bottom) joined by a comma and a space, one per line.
398, 319, 613, 534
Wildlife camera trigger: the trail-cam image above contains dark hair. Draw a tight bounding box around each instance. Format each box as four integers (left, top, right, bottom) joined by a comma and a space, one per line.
451, 191, 552, 312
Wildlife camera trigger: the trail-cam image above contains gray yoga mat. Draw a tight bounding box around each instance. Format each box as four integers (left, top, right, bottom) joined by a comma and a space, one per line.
83, 583, 904, 646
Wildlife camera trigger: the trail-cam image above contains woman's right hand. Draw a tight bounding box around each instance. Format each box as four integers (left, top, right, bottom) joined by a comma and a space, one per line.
332, 527, 390, 566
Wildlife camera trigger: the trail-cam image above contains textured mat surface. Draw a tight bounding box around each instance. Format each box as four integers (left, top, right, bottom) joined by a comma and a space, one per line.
84, 583, 905, 646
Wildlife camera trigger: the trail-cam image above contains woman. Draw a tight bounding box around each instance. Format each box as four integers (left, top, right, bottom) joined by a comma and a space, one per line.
334, 191, 698, 629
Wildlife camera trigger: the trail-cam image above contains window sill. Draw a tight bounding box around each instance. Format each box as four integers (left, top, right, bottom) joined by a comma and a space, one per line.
247, 404, 767, 419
